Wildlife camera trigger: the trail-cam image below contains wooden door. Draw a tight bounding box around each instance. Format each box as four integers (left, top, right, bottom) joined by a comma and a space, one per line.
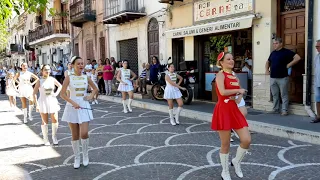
99, 37, 106, 60
148, 18, 159, 63
86, 40, 94, 60
280, 9, 305, 103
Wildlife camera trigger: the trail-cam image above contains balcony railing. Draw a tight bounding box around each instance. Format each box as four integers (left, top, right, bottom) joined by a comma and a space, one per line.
70, 0, 96, 27
28, 18, 69, 43
103, 0, 145, 24
105, 0, 145, 18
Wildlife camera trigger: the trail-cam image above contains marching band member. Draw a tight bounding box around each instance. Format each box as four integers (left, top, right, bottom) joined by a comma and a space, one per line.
6, 72, 18, 111
60, 56, 98, 169
33, 65, 62, 146
164, 64, 185, 126
13, 63, 39, 123
212, 52, 251, 180
116, 60, 137, 113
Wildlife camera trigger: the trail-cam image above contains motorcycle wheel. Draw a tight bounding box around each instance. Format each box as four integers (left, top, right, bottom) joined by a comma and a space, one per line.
151, 83, 164, 100
181, 85, 193, 105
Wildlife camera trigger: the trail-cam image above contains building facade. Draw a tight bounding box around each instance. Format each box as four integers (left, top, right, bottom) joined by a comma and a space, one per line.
104, 0, 167, 74
162, 0, 319, 116
28, 0, 71, 66
6, 12, 28, 67
70, 0, 107, 61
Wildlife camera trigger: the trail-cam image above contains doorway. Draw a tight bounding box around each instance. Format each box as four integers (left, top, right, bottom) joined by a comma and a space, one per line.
278, 0, 305, 104
172, 38, 184, 70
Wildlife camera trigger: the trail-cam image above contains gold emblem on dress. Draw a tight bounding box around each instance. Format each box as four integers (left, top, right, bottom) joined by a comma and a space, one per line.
230, 82, 239, 86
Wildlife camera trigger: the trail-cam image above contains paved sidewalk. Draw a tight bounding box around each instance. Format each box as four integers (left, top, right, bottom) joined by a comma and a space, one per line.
99, 96, 320, 145
1, 95, 320, 180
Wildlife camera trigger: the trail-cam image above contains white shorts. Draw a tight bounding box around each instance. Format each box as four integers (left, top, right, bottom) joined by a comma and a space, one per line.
237, 97, 245, 107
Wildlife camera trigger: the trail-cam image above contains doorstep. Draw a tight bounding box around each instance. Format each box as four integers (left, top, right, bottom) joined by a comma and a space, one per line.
98, 95, 320, 145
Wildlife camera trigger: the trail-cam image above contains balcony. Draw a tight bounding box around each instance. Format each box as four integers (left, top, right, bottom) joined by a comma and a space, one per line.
70, 0, 96, 27
158, 0, 183, 4
103, 0, 146, 24
28, 18, 70, 46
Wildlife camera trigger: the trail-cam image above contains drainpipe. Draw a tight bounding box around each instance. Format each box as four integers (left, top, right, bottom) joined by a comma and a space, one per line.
305, 0, 316, 118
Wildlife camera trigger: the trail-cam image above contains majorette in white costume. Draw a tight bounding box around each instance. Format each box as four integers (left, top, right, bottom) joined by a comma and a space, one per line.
6, 72, 18, 111
116, 60, 137, 113
164, 64, 185, 126
13, 63, 39, 123
33, 65, 62, 146
60, 56, 98, 169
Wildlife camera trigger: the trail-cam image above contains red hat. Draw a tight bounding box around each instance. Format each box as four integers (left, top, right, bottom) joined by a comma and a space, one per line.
217, 52, 225, 61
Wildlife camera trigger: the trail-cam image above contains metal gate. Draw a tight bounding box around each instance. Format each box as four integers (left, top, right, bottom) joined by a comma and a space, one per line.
119, 38, 138, 74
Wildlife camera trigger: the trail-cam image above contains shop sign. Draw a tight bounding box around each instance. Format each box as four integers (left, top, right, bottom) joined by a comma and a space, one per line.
194, 0, 254, 22
166, 15, 254, 39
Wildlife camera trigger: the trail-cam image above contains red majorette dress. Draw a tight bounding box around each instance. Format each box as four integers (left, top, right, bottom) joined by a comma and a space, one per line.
211, 71, 248, 130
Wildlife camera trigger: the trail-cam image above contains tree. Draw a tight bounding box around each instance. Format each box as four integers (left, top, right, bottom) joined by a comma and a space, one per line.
0, 0, 50, 50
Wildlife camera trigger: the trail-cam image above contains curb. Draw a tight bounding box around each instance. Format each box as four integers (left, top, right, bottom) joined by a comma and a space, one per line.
98, 96, 320, 145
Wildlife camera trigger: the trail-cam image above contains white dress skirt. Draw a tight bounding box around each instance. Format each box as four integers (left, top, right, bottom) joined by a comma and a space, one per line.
6, 79, 18, 96
37, 77, 60, 114
237, 97, 246, 108
117, 68, 134, 92
18, 71, 34, 99
164, 72, 182, 100
61, 75, 93, 124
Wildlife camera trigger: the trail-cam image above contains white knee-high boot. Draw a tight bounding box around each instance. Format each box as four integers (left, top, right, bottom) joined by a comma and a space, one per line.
220, 153, 232, 180
41, 124, 50, 146
122, 100, 128, 113
71, 140, 81, 169
175, 107, 183, 125
231, 146, 248, 178
23, 108, 27, 123
51, 123, 59, 145
127, 99, 133, 112
168, 109, 176, 126
81, 138, 89, 167
28, 105, 33, 121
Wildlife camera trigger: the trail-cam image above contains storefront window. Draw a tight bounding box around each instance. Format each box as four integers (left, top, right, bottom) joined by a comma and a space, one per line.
207, 34, 232, 67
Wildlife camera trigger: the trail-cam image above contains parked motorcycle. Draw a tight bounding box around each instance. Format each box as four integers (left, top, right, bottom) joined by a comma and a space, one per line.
151, 58, 195, 105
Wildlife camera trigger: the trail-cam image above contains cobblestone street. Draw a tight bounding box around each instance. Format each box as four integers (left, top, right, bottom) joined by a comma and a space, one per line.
0, 95, 320, 180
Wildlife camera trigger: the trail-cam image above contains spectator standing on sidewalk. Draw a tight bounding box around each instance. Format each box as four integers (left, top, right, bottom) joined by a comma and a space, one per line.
311, 40, 320, 123
0, 65, 6, 94
103, 58, 114, 96
265, 37, 301, 116
96, 59, 106, 95
150, 56, 160, 84
85, 59, 93, 77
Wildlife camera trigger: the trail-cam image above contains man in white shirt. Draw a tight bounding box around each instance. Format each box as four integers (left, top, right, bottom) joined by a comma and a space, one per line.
311, 39, 320, 123
85, 59, 93, 77
54, 62, 64, 83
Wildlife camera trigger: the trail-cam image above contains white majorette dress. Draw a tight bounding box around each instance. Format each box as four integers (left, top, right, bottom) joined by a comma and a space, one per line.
117, 68, 134, 92
37, 77, 60, 113
164, 72, 182, 99
6, 78, 18, 96
18, 71, 34, 99
61, 74, 93, 124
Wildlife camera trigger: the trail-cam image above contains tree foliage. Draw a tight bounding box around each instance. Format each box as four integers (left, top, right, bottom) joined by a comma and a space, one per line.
0, 0, 50, 50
